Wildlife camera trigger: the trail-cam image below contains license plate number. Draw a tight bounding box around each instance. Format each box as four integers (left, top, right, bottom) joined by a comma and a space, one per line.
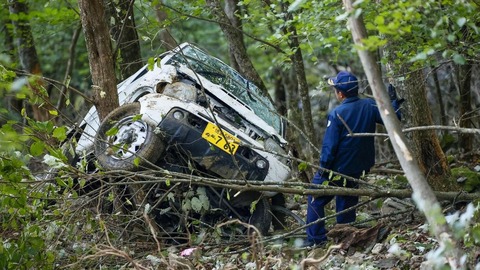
202, 122, 240, 155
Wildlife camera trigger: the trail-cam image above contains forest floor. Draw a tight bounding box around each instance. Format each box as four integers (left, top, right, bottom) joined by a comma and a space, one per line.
44, 156, 480, 269
142, 202, 477, 270
55, 188, 479, 270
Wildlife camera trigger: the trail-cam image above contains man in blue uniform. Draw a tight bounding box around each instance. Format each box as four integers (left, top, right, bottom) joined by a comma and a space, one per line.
303, 71, 401, 247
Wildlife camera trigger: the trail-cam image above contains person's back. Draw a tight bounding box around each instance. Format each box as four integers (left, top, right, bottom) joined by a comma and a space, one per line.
322, 96, 382, 176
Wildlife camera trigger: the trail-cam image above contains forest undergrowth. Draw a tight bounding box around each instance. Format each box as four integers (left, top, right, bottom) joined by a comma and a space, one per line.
1, 150, 480, 269
41, 155, 480, 269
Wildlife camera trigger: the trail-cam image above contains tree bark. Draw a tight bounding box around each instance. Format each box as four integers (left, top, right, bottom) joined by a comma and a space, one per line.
154, 1, 177, 51
108, 0, 144, 80
276, 1, 318, 162
343, 0, 464, 268
8, 0, 52, 122
289, 29, 317, 152
382, 34, 452, 190
78, 0, 119, 121
456, 60, 474, 153
432, 66, 447, 126
205, 0, 269, 97
224, 0, 241, 72
273, 67, 287, 116
401, 68, 453, 190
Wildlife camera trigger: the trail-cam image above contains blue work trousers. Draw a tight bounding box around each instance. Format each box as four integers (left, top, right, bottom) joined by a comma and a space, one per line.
306, 173, 360, 244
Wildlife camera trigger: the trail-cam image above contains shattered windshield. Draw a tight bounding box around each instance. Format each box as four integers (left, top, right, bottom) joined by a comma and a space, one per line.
166, 44, 282, 134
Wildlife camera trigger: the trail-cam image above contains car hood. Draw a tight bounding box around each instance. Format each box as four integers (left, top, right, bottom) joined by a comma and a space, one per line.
175, 65, 287, 145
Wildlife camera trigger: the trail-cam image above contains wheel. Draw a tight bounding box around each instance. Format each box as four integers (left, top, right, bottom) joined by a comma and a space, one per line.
247, 197, 272, 236
270, 204, 305, 231
94, 102, 164, 171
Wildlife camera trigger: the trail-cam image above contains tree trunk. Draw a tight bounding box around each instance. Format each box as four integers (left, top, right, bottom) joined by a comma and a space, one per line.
432, 66, 447, 126
382, 36, 452, 190
78, 0, 119, 121
8, 0, 52, 122
277, 2, 318, 162
154, 1, 177, 51
1, 12, 23, 122
289, 30, 317, 153
224, 0, 241, 72
205, 0, 269, 97
456, 61, 474, 153
273, 67, 287, 116
400, 68, 453, 190
108, 0, 143, 80
343, 1, 464, 267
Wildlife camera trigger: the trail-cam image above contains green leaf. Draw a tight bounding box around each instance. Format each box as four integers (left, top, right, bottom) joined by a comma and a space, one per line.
250, 200, 257, 214
198, 193, 210, 211
298, 162, 308, 171
125, 197, 133, 206
191, 197, 202, 213
53, 126, 67, 141
106, 127, 119, 136
79, 178, 86, 188
409, 52, 427, 62
132, 114, 143, 121
30, 141, 45, 156
133, 157, 140, 167
374, 15, 385, 26
287, 0, 307, 12
456, 17, 466, 27
182, 198, 192, 212
453, 54, 466, 65
471, 225, 480, 243
335, 12, 349, 21
147, 57, 155, 71
49, 110, 58, 116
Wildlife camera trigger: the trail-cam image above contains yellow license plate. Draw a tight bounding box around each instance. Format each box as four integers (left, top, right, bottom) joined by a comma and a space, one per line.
202, 122, 240, 155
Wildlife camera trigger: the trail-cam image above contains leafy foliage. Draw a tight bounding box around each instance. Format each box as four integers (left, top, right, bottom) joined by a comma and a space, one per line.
0, 130, 55, 269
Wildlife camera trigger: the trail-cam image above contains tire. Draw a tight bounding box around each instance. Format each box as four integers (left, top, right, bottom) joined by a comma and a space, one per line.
271, 205, 305, 231
94, 102, 164, 171
248, 197, 272, 236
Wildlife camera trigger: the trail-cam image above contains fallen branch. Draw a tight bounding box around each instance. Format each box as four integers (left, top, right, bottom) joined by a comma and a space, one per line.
97, 169, 480, 202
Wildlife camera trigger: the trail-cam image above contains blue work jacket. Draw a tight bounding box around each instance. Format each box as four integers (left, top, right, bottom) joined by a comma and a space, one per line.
313, 96, 401, 183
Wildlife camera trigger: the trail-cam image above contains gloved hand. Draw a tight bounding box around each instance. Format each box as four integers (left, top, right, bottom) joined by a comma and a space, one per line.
388, 83, 405, 105
388, 84, 397, 101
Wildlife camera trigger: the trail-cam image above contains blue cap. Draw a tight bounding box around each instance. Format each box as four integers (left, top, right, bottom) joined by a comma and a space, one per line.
327, 71, 359, 95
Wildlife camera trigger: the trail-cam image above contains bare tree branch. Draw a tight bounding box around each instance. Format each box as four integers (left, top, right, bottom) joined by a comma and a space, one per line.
349, 125, 480, 137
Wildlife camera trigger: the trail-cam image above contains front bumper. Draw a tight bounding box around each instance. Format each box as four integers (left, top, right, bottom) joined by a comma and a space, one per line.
158, 108, 269, 181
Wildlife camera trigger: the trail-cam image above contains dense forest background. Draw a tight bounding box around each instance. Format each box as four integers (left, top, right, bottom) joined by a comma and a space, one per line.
1, 0, 479, 269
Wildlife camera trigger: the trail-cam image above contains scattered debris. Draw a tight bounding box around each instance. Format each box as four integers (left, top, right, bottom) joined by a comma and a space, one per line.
326, 223, 390, 250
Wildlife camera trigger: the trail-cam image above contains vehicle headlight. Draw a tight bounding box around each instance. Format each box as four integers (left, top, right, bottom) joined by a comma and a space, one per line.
264, 137, 289, 165
256, 159, 267, 169
161, 81, 197, 102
